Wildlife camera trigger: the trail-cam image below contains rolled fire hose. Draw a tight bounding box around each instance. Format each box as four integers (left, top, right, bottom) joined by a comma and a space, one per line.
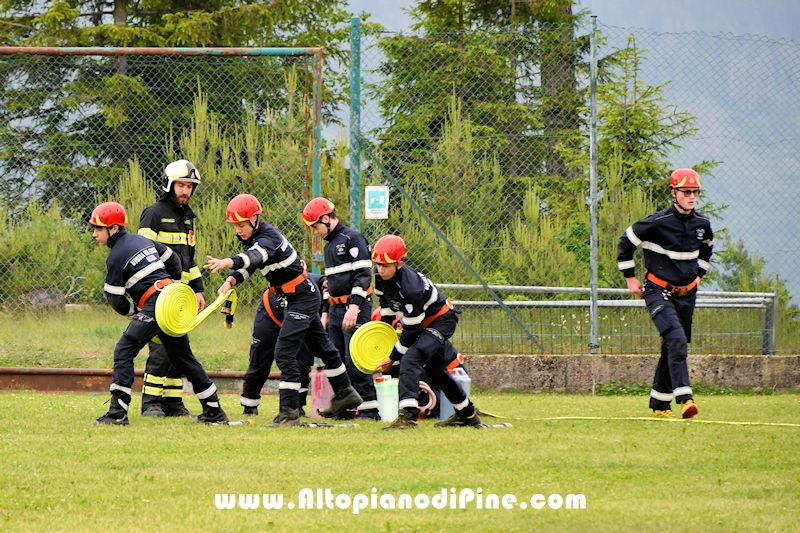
349, 321, 401, 374
155, 283, 237, 337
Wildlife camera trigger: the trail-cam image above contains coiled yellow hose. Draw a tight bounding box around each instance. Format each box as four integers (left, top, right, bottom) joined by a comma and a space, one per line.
155, 283, 237, 337
349, 321, 400, 374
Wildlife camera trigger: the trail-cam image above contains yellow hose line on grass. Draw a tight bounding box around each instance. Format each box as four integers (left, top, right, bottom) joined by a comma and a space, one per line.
533, 416, 800, 428
155, 284, 237, 337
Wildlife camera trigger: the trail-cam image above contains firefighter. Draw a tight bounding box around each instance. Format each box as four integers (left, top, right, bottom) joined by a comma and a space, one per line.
239, 272, 324, 417
89, 202, 228, 426
372, 235, 481, 430
302, 197, 379, 420
617, 168, 713, 419
136, 159, 203, 418
204, 194, 362, 427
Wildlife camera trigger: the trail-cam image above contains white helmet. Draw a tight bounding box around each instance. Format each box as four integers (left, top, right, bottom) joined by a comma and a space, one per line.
163, 159, 201, 193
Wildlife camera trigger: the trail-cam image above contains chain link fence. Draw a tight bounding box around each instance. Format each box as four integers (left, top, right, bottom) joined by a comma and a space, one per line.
0, 47, 323, 311
353, 21, 800, 354
2, 21, 800, 358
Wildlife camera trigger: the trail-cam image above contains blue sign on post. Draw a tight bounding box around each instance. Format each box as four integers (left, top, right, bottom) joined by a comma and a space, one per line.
364, 186, 390, 219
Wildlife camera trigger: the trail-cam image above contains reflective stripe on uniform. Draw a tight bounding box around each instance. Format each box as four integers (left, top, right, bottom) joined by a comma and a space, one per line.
152, 231, 192, 246
240, 396, 260, 407
324, 364, 347, 378
163, 377, 184, 398
195, 383, 217, 400
399, 398, 418, 410
673, 386, 692, 397
110, 383, 132, 395
650, 389, 674, 402
324, 260, 373, 276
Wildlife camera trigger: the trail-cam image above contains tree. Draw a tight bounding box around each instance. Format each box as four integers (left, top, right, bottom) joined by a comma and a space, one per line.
0, 0, 352, 213
370, 0, 583, 223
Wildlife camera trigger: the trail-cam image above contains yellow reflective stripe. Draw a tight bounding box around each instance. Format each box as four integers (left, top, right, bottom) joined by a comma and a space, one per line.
162, 389, 184, 398
143, 373, 167, 385
155, 231, 191, 246
138, 228, 158, 240
164, 378, 184, 388
142, 386, 164, 396
182, 267, 202, 284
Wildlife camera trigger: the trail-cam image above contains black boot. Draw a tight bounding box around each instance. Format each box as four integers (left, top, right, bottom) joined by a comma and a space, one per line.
162, 397, 191, 417
319, 386, 362, 418
93, 394, 130, 426
268, 407, 301, 427
141, 393, 164, 417
194, 394, 229, 425
435, 404, 482, 428
243, 406, 259, 416
382, 408, 418, 430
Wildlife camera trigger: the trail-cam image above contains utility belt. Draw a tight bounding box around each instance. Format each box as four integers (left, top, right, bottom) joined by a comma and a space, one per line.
646, 272, 697, 297
138, 278, 174, 310
262, 291, 283, 327
423, 299, 454, 328
268, 271, 307, 295
328, 286, 373, 306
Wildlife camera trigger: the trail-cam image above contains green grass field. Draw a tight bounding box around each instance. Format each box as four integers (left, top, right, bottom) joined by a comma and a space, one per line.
1, 391, 799, 532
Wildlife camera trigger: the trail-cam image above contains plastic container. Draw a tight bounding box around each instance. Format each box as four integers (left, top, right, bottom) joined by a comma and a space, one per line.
439, 367, 472, 421
374, 375, 399, 422
310, 366, 333, 419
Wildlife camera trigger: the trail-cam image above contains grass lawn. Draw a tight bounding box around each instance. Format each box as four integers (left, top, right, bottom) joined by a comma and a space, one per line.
1, 391, 799, 532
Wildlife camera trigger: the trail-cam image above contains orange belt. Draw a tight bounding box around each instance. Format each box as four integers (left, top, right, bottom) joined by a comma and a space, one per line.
268, 271, 307, 295
446, 351, 465, 371
423, 299, 454, 328
262, 291, 283, 327
138, 278, 174, 310
328, 286, 373, 306
646, 272, 698, 297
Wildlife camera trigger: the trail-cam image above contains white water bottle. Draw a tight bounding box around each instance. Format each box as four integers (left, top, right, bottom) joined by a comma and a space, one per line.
374, 375, 399, 422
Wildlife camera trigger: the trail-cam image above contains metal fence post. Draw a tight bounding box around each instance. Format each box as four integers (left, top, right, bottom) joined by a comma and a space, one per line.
589, 17, 600, 355
762, 288, 778, 355
311, 48, 324, 273
349, 17, 362, 231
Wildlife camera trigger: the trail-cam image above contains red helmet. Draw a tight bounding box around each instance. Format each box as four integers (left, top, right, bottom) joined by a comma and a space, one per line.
372, 235, 406, 264
302, 197, 335, 227
669, 168, 701, 189
89, 202, 128, 227
226, 194, 262, 223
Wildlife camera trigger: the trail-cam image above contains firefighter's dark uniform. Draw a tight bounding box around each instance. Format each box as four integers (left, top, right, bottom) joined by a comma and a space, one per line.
374, 264, 474, 419
226, 222, 353, 410
322, 223, 379, 418
101, 229, 224, 420
240, 273, 323, 414
137, 193, 203, 415
617, 204, 714, 410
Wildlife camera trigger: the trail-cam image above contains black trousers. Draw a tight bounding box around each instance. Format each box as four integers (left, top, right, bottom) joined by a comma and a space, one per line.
396, 312, 468, 417
271, 280, 350, 409
327, 302, 378, 412
110, 299, 215, 410
240, 297, 314, 408
643, 281, 696, 410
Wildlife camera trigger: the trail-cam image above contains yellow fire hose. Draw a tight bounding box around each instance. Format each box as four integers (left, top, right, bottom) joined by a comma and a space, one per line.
349, 321, 401, 374
155, 283, 237, 337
